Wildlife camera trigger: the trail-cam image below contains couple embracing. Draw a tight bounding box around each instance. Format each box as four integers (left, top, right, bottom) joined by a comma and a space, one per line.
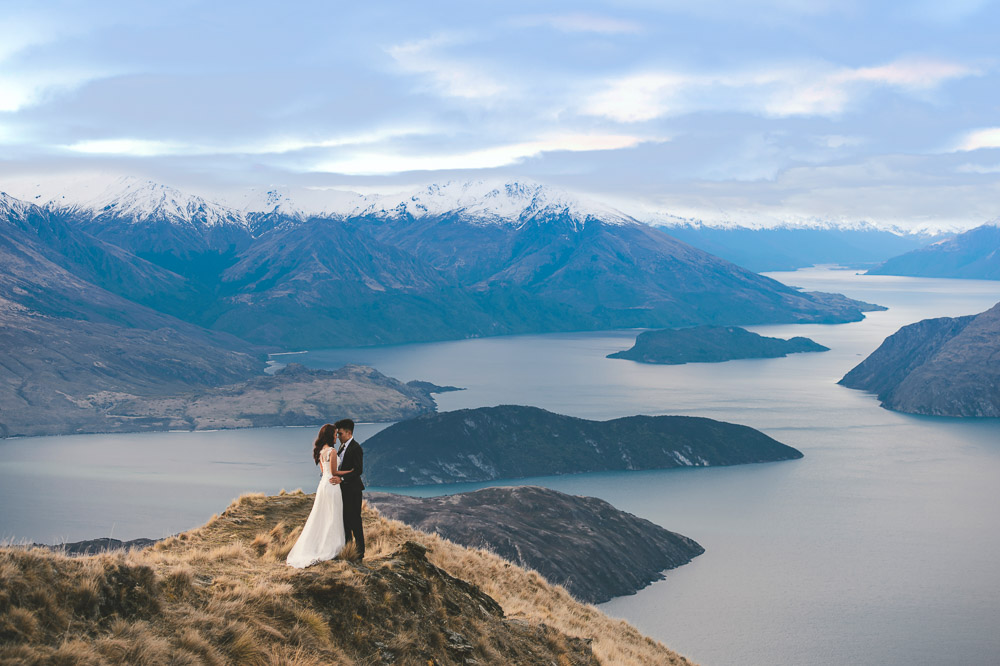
286, 419, 365, 568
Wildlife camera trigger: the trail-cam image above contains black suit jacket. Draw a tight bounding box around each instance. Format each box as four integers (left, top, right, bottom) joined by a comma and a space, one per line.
339, 439, 365, 492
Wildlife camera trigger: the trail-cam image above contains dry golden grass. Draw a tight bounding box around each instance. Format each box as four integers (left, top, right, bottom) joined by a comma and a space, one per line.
0, 491, 695, 665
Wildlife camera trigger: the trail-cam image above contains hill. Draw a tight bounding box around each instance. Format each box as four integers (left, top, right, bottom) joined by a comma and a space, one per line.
364, 405, 802, 486
4, 363, 444, 437
608, 325, 829, 364
839, 302, 1000, 416
866, 222, 1000, 280
368, 486, 704, 604
0, 492, 694, 665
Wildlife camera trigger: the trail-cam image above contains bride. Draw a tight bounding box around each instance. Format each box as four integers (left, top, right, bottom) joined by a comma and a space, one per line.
286, 424, 346, 568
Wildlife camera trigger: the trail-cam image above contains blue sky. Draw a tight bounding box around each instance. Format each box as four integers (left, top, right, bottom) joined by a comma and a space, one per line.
2, 0, 999, 228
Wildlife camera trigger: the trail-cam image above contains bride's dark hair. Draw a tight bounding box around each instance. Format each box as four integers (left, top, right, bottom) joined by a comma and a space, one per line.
312, 423, 338, 465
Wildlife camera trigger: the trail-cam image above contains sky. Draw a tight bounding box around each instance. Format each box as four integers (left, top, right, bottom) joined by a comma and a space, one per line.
1, 0, 1000, 229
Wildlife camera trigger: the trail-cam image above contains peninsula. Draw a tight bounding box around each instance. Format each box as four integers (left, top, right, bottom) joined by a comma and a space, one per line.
839, 301, 1000, 417
369, 486, 704, 603
364, 405, 802, 486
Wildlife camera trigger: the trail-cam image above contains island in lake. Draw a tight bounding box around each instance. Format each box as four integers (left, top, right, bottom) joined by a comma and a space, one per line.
364, 404, 802, 487
608, 325, 829, 364
369, 486, 703, 604
839, 301, 1000, 417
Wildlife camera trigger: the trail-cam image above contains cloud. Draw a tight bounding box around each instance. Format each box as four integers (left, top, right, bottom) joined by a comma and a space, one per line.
583, 57, 976, 122
387, 35, 507, 101
513, 13, 643, 34
310, 133, 650, 175
0, 66, 116, 113
64, 138, 192, 157
954, 127, 1000, 151
61, 126, 436, 158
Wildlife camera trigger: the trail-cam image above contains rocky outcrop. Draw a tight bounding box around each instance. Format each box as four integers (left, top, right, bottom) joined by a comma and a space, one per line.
0, 492, 693, 665
364, 405, 802, 487
839, 302, 1000, 416
608, 325, 829, 364
369, 486, 704, 603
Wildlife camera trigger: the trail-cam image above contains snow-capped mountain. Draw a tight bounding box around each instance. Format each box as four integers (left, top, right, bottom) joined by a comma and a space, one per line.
7, 175, 250, 228
222, 179, 638, 228
0, 191, 40, 224
636, 207, 957, 236
222, 185, 363, 221
341, 180, 637, 227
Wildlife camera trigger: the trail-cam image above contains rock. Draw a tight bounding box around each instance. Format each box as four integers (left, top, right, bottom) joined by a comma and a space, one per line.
364, 405, 802, 487
608, 324, 829, 364
369, 486, 704, 603
406, 380, 465, 394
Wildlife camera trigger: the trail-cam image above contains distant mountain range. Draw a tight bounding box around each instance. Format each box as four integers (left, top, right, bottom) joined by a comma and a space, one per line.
1, 176, 886, 436
867, 221, 1000, 280
839, 302, 1000, 417
3, 177, 881, 349
656, 222, 942, 272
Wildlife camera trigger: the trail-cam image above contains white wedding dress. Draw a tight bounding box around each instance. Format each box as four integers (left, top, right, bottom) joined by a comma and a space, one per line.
286, 446, 346, 568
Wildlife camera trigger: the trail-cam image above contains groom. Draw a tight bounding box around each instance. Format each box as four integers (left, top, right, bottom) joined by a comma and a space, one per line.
330, 418, 365, 560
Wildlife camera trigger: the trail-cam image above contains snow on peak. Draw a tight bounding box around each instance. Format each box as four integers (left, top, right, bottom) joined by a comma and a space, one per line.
5, 175, 248, 228
226, 185, 305, 219
346, 180, 637, 227
634, 205, 960, 235
0, 191, 39, 220
74, 176, 248, 227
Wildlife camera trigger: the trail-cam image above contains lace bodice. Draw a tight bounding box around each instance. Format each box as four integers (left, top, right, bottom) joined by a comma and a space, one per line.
320, 446, 336, 477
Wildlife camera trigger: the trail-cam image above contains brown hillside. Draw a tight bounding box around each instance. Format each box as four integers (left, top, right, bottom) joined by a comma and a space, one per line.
0, 492, 695, 665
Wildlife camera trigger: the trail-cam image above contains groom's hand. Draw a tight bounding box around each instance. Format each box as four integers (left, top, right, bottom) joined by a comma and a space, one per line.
330, 477, 341, 485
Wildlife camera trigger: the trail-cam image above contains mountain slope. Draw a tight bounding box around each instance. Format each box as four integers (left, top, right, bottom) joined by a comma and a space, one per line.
0, 194, 264, 437
839, 302, 1000, 416
867, 222, 1000, 280
362, 187, 883, 332
49, 177, 256, 281
213, 217, 499, 347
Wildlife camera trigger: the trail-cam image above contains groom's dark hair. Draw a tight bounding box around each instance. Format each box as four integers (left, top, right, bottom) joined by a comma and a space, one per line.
334, 418, 355, 433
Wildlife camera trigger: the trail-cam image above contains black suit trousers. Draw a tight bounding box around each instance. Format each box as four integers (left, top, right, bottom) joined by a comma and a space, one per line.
342, 485, 364, 557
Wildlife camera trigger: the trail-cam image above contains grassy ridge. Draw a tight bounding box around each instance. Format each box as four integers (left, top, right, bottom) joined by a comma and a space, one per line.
0, 492, 695, 665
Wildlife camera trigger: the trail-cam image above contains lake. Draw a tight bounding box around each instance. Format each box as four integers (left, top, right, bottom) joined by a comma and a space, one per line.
2, 267, 999, 665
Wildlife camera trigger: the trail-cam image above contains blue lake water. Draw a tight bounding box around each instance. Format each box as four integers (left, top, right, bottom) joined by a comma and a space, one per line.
2, 267, 1000, 665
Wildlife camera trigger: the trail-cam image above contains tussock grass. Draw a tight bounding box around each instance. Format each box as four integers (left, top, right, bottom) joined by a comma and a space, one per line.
0, 492, 694, 665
